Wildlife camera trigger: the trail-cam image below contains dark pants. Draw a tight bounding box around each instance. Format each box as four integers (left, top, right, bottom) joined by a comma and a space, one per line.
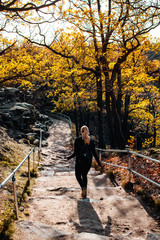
75, 160, 91, 190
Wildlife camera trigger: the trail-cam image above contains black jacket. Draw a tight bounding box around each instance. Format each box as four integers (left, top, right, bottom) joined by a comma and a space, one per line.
67, 136, 101, 166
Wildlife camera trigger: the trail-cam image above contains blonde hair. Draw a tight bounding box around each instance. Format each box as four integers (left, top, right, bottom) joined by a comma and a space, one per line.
80, 125, 89, 134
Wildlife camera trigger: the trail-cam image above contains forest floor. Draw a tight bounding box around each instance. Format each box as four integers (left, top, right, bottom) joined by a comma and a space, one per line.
12, 118, 160, 240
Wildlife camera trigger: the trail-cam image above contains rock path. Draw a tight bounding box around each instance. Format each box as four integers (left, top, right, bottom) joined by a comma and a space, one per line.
13, 119, 160, 240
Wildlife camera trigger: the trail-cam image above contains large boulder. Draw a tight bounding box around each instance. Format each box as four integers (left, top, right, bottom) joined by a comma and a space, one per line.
4, 87, 19, 98
9, 102, 39, 130
0, 101, 39, 131
0, 87, 20, 104
0, 88, 52, 145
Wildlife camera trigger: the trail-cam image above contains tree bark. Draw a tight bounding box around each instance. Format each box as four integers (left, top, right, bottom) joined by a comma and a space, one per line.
96, 66, 105, 148
104, 65, 126, 149
122, 94, 130, 143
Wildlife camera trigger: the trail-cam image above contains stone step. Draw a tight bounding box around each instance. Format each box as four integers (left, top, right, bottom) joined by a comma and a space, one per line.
15, 220, 159, 240
15, 220, 112, 240
13, 119, 160, 240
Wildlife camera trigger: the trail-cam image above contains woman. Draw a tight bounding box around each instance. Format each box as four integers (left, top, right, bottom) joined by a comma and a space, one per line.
67, 125, 102, 198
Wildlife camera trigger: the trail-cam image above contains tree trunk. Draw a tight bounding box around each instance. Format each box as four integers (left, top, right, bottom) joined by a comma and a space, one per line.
153, 110, 156, 147
122, 94, 130, 143
95, 67, 105, 148
71, 73, 80, 137
74, 108, 79, 137
105, 90, 115, 148
105, 66, 125, 149
114, 66, 125, 149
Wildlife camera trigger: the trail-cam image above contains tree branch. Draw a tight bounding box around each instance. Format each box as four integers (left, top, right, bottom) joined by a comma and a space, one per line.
0, 0, 61, 12
0, 41, 16, 56
0, 71, 34, 85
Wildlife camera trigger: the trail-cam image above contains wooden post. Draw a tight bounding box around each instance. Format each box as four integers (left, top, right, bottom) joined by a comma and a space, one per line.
38, 129, 42, 165
28, 156, 30, 186
128, 153, 131, 182
39, 129, 42, 153
12, 175, 18, 219
38, 148, 40, 165
99, 151, 102, 162
33, 148, 35, 172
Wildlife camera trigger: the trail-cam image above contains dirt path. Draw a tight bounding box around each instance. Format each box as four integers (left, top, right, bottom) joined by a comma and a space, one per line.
13, 119, 160, 240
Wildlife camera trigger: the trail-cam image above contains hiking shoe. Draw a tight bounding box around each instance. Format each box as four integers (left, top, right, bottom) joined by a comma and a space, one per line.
82, 188, 87, 198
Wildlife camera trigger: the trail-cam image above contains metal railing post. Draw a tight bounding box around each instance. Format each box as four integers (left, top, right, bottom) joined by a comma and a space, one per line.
28, 156, 30, 186
12, 175, 18, 219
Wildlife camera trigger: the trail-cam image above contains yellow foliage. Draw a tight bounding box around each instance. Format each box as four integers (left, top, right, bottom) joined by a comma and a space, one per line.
142, 137, 154, 148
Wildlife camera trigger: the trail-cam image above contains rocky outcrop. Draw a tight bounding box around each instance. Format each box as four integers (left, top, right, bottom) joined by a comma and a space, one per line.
0, 88, 52, 146
0, 87, 20, 104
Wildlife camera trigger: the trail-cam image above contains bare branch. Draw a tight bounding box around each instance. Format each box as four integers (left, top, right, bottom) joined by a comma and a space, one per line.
0, 0, 61, 12
15, 11, 56, 25
0, 41, 16, 56
0, 71, 34, 85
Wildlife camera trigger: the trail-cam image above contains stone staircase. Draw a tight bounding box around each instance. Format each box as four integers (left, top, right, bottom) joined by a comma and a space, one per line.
13, 119, 160, 240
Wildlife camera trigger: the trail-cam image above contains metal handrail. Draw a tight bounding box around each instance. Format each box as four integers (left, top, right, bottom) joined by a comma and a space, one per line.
0, 129, 41, 219
0, 148, 35, 189
130, 169, 160, 188
97, 148, 160, 188
1, 112, 159, 221
129, 149, 160, 164
96, 147, 160, 164
52, 113, 160, 188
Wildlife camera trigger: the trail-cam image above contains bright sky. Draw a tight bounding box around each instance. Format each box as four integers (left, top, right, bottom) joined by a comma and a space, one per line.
6, 25, 159, 44
150, 25, 160, 39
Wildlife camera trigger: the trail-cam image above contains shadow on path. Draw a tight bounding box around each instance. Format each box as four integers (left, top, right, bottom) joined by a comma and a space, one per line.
134, 194, 160, 227
92, 172, 119, 188
108, 175, 119, 187
73, 200, 112, 237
